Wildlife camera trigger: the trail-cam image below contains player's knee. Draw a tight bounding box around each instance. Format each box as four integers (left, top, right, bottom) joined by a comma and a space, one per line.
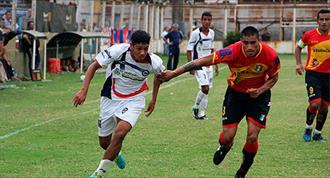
113, 130, 129, 142
309, 102, 320, 111
201, 86, 209, 94
319, 103, 329, 113
99, 139, 110, 150
246, 134, 258, 144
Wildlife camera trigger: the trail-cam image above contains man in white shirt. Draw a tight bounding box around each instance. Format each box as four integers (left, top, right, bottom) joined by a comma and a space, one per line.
73, 30, 165, 178
186, 12, 218, 120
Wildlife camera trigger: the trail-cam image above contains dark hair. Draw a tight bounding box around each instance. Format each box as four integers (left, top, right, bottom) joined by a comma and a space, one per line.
201, 11, 212, 20
130, 30, 151, 45
27, 21, 34, 27
317, 9, 330, 19
241, 26, 259, 39
5, 10, 11, 15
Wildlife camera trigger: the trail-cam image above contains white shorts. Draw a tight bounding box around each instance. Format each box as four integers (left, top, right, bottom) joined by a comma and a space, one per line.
98, 96, 145, 137
195, 66, 213, 88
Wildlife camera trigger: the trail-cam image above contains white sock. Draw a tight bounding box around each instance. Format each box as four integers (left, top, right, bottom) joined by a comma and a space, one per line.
314, 129, 321, 134
95, 159, 113, 176
305, 124, 313, 129
199, 93, 208, 117
193, 90, 206, 108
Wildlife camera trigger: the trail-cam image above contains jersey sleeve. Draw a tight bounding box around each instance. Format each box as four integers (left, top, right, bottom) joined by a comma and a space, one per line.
212, 45, 235, 64
186, 30, 198, 51
95, 44, 126, 66
297, 32, 308, 48
150, 54, 166, 75
210, 30, 215, 49
266, 56, 281, 77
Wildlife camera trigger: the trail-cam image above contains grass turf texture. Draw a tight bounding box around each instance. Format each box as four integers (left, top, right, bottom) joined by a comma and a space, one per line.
0, 54, 329, 177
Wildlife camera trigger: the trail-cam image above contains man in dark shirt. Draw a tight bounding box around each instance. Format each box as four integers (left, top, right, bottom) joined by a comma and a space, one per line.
163, 24, 183, 70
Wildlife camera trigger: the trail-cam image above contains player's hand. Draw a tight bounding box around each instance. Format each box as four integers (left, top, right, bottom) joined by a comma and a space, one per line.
215, 66, 219, 77
189, 70, 195, 75
145, 100, 156, 117
72, 90, 87, 107
295, 64, 304, 75
246, 88, 261, 98
158, 70, 175, 82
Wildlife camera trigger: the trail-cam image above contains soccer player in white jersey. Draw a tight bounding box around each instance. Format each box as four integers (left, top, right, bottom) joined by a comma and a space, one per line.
72, 30, 165, 178
187, 12, 218, 120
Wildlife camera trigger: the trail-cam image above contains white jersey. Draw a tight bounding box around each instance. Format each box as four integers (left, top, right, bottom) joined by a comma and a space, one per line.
96, 43, 165, 100
187, 28, 215, 60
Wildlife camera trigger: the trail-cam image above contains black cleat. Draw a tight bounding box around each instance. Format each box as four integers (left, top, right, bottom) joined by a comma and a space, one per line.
312, 133, 325, 142
234, 170, 246, 178
213, 145, 230, 165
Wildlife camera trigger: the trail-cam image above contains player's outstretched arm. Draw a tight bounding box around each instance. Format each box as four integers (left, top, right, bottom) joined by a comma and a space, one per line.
159, 54, 214, 82
145, 75, 162, 117
72, 61, 101, 107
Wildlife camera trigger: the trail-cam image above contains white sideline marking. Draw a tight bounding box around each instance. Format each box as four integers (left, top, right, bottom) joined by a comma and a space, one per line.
0, 67, 227, 141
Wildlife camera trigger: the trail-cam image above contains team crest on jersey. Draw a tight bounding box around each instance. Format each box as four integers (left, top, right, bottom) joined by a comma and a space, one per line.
312, 59, 319, 67
122, 107, 128, 114
255, 65, 263, 72
142, 70, 150, 76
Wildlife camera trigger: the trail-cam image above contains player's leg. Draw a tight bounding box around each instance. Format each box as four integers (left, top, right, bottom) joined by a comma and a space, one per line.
313, 74, 330, 141
213, 127, 238, 165
91, 120, 131, 178
304, 71, 322, 141
213, 87, 245, 165
198, 85, 209, 119
193, 69, 209, 119
235, 120, 261, 178
235, 91, 270, 177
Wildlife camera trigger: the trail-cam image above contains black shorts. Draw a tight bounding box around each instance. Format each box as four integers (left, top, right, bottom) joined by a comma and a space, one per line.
305, 70, 330, 105
221, 87, 271, 129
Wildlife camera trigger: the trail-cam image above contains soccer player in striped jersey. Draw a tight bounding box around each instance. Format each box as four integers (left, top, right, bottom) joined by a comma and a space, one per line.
160, 26, 281, 178
73, 30, 165, 178
295, 9, 330, 142
187, 11, 218, 120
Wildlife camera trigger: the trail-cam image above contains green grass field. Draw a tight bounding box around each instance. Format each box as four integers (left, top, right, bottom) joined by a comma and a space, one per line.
0, 54, 329, 178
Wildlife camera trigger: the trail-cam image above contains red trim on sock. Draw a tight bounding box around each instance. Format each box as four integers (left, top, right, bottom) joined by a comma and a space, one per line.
244, 142, 259, 153
219, 132, 224, 144
308, 105, 318, 113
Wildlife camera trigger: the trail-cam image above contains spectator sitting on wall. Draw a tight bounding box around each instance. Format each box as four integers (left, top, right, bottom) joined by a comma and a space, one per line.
62, 57, 79, 72
0, 31, 17, 81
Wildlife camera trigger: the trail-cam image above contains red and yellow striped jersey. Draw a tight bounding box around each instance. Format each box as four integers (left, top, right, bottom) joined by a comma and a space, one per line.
298, 29, 330, 73
212, 42, 281, 93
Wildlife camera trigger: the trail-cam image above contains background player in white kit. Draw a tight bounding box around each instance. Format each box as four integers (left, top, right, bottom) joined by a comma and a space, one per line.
72, 30, 165, 178
187, 12, 218, 120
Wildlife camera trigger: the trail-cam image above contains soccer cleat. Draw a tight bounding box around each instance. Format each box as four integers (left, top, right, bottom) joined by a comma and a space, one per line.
234, 170, 246, 178
213, 144, 230, 165
115, 153, 126, 169
89, 172, 102, 178
312, 133, 325, 142
303, 128, 312, 142
192, 107, 199, 119
196, 115, 208, 120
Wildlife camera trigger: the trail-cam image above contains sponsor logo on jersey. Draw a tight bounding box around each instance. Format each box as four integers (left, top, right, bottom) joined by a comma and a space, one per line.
259, 115, 265, 122
113, 68, 145, 81
122, 107, 128, 114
